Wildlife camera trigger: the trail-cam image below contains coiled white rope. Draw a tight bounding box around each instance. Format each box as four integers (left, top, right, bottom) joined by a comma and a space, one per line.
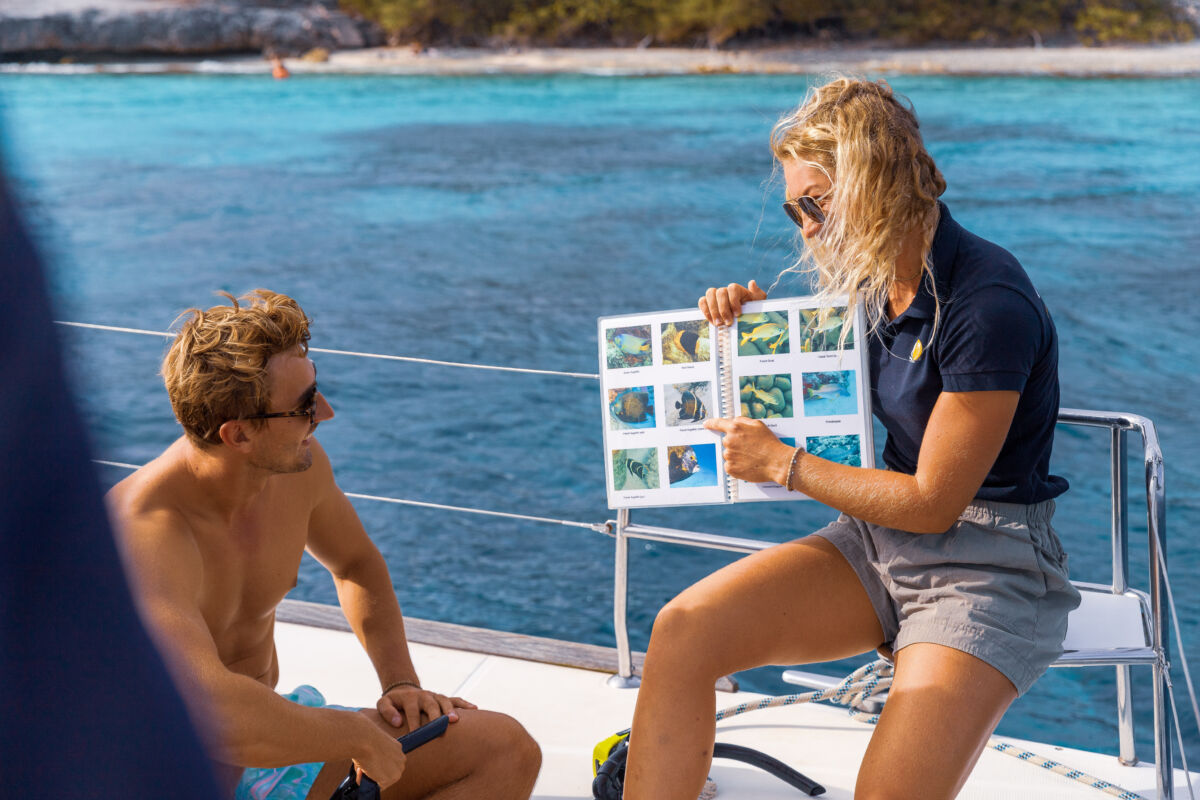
713, 660, 1150, 800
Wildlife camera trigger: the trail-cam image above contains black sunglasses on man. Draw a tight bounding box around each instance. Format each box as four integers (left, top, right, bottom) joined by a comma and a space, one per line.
242, 384, 319, 425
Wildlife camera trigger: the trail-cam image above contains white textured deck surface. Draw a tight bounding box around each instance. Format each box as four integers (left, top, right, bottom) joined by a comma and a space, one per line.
275, 621, 1192, 799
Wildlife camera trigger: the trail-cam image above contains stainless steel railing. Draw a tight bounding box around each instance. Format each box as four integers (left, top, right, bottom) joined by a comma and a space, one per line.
1055, 410, 1170, 797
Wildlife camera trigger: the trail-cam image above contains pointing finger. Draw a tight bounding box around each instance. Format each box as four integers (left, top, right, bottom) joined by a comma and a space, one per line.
703, 418, 735, 434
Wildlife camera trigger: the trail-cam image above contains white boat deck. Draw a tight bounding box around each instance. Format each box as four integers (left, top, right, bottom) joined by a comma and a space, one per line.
275, 620, 1194, 799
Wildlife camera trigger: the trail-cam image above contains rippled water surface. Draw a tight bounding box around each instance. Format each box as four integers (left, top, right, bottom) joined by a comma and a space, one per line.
2, 72, 1197, 763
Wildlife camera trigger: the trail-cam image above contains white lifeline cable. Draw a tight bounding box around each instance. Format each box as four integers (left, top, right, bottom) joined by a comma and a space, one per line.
1153, 540, 1199, 800
93, 462, 611, 535
54, 321, 600, 380
713, 660, 1150, 800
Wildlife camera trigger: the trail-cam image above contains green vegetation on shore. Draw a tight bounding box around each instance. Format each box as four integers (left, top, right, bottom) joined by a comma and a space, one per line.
340, 0, 1196, 47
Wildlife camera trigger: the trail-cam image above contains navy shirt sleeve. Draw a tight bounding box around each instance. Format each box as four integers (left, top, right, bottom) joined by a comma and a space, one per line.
935, 284, 1044, 394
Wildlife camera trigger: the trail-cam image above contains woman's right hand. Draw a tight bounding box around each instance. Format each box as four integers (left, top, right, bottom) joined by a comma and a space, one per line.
699, 280, 767, 327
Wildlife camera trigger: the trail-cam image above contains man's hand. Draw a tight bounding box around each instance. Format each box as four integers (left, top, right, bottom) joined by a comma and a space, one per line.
352, 712, 408, 789
704, 416, 795, 485
699, 280, 768, 327
377, 685, 477, 730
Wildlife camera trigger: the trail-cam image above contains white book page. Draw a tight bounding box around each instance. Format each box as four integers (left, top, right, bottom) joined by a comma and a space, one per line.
599, 309, 728, 509
728, 298, 875, 502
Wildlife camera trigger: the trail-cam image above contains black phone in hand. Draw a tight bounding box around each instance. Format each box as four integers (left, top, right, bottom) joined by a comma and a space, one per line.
328, 715, 451, 800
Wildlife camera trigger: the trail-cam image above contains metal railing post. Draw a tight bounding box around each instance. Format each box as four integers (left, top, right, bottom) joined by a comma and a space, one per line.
608, 508, 640, 688
1142, 423, 1172, 800
1111, 427, 1137, 766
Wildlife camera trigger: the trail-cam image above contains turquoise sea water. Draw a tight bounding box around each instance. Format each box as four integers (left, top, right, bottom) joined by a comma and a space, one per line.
2, 72, 1197, 765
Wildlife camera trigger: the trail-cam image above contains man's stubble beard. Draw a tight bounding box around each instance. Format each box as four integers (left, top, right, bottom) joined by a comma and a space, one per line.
248, 446, 313, 475
248, 425, 318, 475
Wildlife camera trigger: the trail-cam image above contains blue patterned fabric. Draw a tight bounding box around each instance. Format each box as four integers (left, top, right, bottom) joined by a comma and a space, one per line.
235, 686, 356, 800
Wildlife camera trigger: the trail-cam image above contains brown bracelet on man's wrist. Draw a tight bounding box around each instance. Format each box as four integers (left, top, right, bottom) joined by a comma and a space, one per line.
381, 679, 421, 695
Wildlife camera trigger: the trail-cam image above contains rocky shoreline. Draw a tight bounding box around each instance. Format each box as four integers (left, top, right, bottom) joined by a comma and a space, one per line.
0, 1, 384, 59
3, 0, 1200, 76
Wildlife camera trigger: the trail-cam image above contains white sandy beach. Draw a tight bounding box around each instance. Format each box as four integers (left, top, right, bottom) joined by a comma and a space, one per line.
8, 41, 1200, 77
314, 41, 1200, 77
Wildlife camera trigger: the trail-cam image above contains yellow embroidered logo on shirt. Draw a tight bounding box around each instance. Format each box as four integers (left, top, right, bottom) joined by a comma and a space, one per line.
910, 339, 924, 361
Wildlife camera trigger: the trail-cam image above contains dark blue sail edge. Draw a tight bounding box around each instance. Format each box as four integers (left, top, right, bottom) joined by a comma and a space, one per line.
0, 163, 219, 798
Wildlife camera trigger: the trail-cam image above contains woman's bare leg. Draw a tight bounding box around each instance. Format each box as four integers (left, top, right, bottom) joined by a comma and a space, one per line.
854, 643, 1017, 800
622, 535, 885, 800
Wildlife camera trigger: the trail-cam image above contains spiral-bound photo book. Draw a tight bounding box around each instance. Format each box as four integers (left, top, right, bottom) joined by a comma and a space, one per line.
598, 296, 874, 509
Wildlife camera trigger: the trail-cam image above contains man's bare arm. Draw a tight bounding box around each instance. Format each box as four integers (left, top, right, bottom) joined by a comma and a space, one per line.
117, 508, 405, 779
304, 442, 475, 727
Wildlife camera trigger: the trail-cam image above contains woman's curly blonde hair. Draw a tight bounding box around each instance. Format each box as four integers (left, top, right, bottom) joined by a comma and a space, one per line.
771, 77, 946, 344
162, 289, 311, 446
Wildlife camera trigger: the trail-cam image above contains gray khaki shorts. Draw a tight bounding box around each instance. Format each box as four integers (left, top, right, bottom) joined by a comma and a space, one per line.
813, 499, 1082, 696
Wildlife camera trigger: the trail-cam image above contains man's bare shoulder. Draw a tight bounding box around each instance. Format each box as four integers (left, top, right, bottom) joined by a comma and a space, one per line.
106, 439, 203, 588
108, 439, 190, 521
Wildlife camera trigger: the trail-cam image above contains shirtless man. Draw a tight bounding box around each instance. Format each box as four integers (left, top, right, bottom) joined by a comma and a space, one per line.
107, 289, 541, 800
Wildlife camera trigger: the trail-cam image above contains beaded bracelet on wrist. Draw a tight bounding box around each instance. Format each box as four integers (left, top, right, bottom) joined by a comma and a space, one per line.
784, 446, 804, 492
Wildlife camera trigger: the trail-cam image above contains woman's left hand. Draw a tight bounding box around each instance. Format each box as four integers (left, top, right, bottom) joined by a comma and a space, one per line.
703, 417, 795, 485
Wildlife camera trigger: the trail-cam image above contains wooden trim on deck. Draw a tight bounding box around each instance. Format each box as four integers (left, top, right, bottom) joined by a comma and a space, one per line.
277, 599, 738, 692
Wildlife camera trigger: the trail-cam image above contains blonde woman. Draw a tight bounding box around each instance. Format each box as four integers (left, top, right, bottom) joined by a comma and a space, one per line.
623, 78, 1081, 800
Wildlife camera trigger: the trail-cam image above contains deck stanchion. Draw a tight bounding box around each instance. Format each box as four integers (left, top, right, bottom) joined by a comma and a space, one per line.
1112, 427, 1138, 766
1143, 421, 1172, 800
609, 508, 640, 688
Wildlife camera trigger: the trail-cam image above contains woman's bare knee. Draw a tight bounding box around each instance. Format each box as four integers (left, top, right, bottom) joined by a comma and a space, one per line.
643, 597, 724, 681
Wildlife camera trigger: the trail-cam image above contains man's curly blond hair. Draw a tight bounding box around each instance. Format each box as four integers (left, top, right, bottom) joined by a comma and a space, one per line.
162, 289, 311, 447
771, 77, 947, 345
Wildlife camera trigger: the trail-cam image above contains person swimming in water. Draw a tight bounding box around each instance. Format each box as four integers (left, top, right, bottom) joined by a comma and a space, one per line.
269, 52, 290, 80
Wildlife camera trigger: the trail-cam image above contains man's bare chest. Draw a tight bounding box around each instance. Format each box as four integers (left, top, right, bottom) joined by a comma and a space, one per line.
194, 503, 311, 651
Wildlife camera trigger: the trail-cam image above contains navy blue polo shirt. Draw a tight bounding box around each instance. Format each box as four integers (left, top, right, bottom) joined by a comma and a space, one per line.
868, 203, 1068, 505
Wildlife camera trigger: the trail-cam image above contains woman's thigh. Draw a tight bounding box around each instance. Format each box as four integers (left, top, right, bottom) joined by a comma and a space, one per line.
650, 534, 886, 676
856, 642, 1017, 800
